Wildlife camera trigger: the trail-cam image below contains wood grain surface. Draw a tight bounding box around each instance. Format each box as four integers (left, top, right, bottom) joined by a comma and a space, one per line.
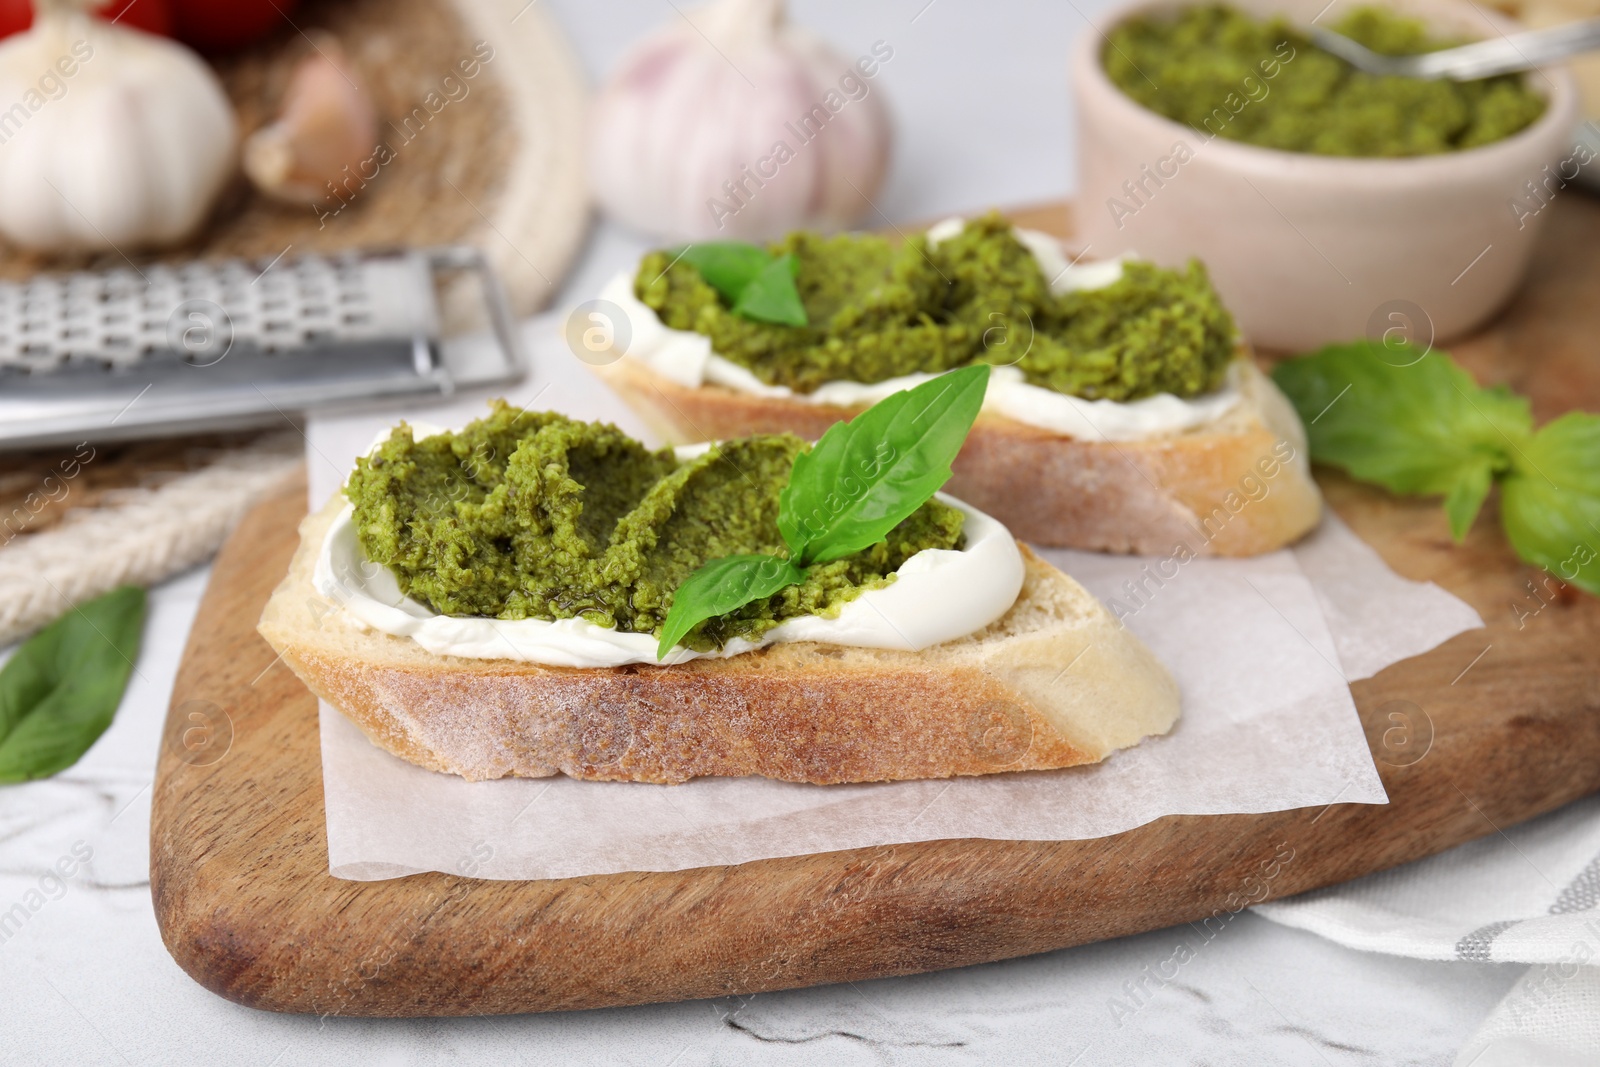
150, 199, 1600, 1016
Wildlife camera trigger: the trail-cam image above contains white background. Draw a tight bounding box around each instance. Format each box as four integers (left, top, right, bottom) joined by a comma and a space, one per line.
0, 1, 1534, 1063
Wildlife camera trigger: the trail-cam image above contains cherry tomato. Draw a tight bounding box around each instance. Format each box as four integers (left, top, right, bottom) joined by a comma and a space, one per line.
169, 0, 296, 53
0, 0, 27, 37
96, 0, 173, 35
0, 0, 30, 38
0, 0, 172, 38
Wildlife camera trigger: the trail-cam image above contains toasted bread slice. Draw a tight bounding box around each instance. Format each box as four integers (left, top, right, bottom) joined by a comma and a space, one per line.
595, 356, 1321, 556
258, 497, 1180, 785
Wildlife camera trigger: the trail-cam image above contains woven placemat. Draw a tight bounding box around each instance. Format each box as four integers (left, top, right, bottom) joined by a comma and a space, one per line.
0, 0, 590, 644
0, 432, 304, 646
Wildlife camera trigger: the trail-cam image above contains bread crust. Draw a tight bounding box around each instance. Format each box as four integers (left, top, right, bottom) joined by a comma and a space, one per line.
594, 356, 1322, 556
259, 500, 1180, 785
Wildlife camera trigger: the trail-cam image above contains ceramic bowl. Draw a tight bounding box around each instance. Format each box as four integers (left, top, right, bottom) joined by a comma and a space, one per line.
1071, 0, 1581, 351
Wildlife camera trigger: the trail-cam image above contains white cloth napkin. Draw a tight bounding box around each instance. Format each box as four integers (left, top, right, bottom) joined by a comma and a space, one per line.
1255, 794, 1600, 1065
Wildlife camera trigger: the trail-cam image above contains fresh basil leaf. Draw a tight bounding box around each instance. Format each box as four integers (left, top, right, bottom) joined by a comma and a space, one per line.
656, 554, 807, 661
732, 253, 807, 327
1444, 458, 1496, 543
1500, 412, 1600, 596
677, 242, 772, 304
779, 363, 989, 565
657, 363, 989, 651
0, 586, 146, 783
1272, 341, 1532, 539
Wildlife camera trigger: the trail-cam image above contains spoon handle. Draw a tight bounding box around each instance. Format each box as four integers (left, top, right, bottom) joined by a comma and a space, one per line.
1312, 16, 1600, 80
1412, 17, 1600, 80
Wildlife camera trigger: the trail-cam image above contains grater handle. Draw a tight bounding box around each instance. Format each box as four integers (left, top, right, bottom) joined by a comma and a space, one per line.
427, 245, 529, 379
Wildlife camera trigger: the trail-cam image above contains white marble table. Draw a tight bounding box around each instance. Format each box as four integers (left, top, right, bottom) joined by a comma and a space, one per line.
0, 1, 1534, 1061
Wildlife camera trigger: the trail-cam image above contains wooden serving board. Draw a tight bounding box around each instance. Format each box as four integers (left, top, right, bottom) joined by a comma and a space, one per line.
150, 200, 1600, 1016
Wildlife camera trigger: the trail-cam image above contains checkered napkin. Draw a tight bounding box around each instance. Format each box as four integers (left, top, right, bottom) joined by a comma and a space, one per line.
1254, 793, 1600, 1065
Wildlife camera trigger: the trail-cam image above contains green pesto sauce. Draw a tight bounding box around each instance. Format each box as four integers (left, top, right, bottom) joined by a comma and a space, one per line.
1103, 4, 1547, 157
635, 212, 1237, 401
344, 401, 965, 651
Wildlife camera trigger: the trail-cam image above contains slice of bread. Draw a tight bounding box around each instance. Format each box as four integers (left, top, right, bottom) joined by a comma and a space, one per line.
258, 497, 1181, 785
595, 356, 1322, 556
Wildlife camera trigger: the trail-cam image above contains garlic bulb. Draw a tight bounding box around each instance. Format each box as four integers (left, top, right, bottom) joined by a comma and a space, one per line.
589, 0, 892, 241
244, 38, 376, 205
0, 1, 237, 252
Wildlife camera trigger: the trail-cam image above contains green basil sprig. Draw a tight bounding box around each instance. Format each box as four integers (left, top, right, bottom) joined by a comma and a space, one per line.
678, 242, 807, 327
1272, 341, 1600, 595
656, 364, 990, 659
0, 586, 146, 782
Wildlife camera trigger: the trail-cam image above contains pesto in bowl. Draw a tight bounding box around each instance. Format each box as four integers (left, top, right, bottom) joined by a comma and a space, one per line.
1102, 4, 1547, 157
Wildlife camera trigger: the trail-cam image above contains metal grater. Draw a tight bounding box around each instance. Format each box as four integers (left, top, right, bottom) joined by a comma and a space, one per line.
0, 245, 528, 452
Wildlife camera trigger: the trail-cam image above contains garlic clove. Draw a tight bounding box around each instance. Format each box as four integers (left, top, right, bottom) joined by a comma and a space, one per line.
65, 90, 155, 247
589, 0, 892, 241
243, 37, 376, 205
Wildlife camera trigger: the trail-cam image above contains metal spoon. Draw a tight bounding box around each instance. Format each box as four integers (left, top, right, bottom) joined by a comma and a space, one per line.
1309, 17, 1600, 80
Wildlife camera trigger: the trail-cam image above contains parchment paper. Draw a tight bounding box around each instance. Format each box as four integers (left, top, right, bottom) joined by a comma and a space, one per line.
305, 342, 1483, 881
